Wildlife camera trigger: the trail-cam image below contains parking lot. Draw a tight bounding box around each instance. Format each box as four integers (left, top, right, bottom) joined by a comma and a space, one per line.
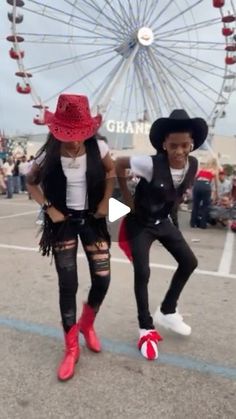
0, 195, 235, 419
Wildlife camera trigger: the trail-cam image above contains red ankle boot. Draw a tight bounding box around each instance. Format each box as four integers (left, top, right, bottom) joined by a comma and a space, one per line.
57, 324, 80, 381
78, 303, 101, 353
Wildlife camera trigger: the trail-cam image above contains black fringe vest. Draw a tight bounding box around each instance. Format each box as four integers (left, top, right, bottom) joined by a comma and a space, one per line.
134, 153, 198, 223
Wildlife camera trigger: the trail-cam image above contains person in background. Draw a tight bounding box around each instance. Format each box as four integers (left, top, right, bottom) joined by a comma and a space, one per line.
27, 94, 115, 381
2, 156, 14, 199
208, 195, 232, 227
27, 156, 35, 199
19, 155, 29, 192
190, 158, 219, 229
231, 175, 236, 204
0, 166, 6, 194
12, 158, 21, 194
212, 168, 232, 201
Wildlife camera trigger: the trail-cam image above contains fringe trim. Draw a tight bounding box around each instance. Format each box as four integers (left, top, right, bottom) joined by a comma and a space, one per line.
39, 214, 55, 257
38, 214, 111, 257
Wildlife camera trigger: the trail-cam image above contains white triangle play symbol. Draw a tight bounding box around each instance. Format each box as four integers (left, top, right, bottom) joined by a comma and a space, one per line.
108, 198, 130, 222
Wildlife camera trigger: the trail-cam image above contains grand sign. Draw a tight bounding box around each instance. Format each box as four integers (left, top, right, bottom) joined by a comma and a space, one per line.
105, 120, 151, 135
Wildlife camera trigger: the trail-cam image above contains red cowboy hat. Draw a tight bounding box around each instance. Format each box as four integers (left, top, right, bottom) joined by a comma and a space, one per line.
44, 94, 102, 142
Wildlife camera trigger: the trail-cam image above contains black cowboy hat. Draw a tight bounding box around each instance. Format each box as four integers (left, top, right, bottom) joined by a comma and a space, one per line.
149, 109, 208, 152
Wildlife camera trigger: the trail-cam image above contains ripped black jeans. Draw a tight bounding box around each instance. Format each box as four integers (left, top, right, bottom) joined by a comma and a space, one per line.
51, 211, 111, 332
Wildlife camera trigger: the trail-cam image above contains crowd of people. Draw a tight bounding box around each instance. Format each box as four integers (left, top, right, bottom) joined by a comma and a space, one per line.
1, 93, 236, 381
0, 154, 34, 198
1, 154, 236, 232
189, 159, 236, 231
115, 159, 236, 232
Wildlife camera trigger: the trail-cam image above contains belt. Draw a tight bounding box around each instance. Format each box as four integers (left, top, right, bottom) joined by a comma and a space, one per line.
68, 209, 89, 225
68, 209, 89, 216
197, 177, 210, 182
155, 215, 171, 225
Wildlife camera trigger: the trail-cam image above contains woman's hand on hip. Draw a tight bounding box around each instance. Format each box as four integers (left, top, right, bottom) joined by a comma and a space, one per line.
93, 199, 108, 219
46, 206, 66, 223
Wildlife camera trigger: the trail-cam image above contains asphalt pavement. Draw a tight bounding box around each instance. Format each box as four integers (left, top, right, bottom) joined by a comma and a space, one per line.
0, 195, 235, 419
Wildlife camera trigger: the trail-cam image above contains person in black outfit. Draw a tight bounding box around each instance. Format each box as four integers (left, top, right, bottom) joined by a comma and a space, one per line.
12, 159, 21, 193
116, 110, 208, 360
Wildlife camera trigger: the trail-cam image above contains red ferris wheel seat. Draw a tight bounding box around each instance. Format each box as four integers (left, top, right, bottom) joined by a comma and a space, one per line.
225, 44, 236, 52
6, 35, 24, 43
222, 27, 234, 37
222, 15, 236, 24
33, 117, 46, 126
224, 73, 236, 79
213, 0, 225, 7
7, 0, 25, 6
225, 56, 236, 65
9, 48, 24, 59
32, 104, 49, 110
8, 12, 24, 24
15, 71, 32, 78
16, 83, 31, 94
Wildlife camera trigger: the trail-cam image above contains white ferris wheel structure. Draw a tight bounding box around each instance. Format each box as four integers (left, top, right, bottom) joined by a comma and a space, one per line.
5, 0, 236, 150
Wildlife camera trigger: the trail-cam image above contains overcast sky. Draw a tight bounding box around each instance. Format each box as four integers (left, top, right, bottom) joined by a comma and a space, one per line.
0, 0, 236, 137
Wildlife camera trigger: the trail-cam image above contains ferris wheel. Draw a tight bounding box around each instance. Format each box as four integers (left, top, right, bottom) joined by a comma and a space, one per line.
6, 0, 236, 146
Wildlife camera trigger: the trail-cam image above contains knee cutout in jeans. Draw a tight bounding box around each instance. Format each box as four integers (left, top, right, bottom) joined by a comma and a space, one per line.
54, 239, 77, 252
92, 256, 110, 275
85, 242, 110, 276
54, 240, 77, 271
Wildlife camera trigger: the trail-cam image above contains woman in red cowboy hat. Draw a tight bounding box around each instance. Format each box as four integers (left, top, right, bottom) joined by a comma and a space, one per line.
116, 109, 208, 361
27, 94, 115, 381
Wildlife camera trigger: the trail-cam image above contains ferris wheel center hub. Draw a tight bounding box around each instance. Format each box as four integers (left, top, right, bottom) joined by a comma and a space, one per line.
137, 27, 154, 46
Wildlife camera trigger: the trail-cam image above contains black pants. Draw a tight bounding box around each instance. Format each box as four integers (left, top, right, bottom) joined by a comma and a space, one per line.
169, 202, 179, 229
190, 180, 212, 228
126, 215, 198, 329
20, 175, 27, 192
52, 212, 111, 332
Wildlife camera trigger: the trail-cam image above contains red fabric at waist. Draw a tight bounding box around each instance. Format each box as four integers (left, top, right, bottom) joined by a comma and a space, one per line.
196, 169, 214, 181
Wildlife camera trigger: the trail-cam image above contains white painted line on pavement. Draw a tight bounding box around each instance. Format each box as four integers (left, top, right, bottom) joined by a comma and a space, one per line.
0, 211, 37, 220
218, 229, 235, 275
111, 257, 236, 279
0, 243, 236, 279
0, 200, 36, 206
0, 244, 39, 252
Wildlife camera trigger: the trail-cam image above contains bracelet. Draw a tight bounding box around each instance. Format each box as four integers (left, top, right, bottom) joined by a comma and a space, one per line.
41, 202, 51, 212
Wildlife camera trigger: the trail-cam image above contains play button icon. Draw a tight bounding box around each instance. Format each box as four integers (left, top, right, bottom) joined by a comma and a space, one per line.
108, 198, 130, 222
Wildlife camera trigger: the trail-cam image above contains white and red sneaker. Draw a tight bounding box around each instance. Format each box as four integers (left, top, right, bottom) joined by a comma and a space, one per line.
138, 329, 163, 360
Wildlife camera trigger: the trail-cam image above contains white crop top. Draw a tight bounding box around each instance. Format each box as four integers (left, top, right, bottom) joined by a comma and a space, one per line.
35, 140, 109, 210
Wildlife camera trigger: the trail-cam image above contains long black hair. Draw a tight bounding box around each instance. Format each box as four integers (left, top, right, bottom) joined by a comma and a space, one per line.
35, 132, 61, 181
